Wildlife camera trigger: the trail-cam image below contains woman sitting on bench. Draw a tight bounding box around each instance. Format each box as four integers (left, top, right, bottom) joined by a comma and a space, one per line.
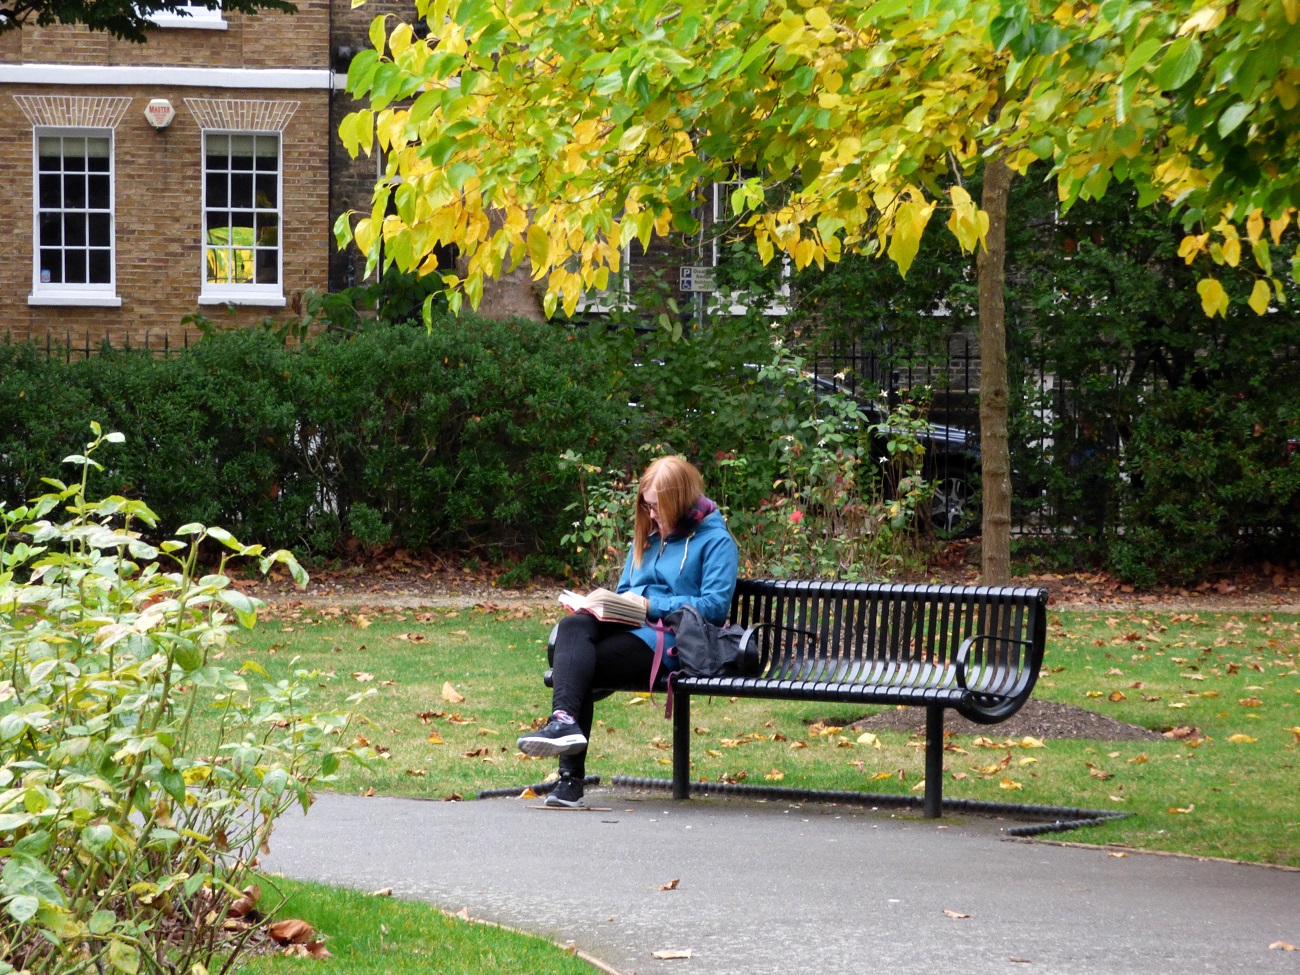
517, 455, 739, 807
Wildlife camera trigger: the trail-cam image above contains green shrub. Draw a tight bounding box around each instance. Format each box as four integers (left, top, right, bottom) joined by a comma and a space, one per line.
0, 426, 366, 975
0, 316, 634, 561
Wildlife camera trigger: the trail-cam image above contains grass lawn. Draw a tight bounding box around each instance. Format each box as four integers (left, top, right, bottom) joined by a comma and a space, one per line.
224, 601, 1300, 866
235, 875, 596, 975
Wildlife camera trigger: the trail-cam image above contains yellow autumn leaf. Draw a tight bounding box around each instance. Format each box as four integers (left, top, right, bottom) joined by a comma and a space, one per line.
1227, 733, 1257, 743
886, 198, 936, 278
427, 732, 444, 744
526, 225, 550, 277
856, 732, 881, 748
1270, 210, 1293, 245
1196, 278, 1230, 317
1245, 208, 1265, 244
1018, 756, 1038, 766
441, 680, 466, 703
764, 769, 785, 781
1019, 736, 1046, 748
999, 778, 1023, 790
868, 771, 893, 781
519, 787, 538, 799
1177, 233, 1208, 263
1248, 279, 1271, 315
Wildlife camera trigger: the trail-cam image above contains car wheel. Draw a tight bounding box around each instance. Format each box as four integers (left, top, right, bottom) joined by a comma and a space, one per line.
930, 475, 978, 539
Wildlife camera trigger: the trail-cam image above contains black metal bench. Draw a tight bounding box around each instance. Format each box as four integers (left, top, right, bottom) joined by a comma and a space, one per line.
546, 577, 1048, 818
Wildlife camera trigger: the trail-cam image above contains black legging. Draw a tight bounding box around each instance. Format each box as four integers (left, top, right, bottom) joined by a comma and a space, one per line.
549, 612, 655, 779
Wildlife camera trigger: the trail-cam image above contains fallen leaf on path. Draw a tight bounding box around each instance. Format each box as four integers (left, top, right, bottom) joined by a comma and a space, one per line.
658, 879, 680, 891
442, 681, 466, 703
1108, 852, 1128, 858
360, 787, 375, 797
1270, 942, 1297, 951
1009, 957, 1031, 964
519, 787, 538, 799
443, 793, 463, 801
652, 949, 692, 959
942, 910, 971, 918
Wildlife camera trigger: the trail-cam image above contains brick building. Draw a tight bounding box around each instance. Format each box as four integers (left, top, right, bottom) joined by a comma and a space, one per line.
0, 2, 347, 345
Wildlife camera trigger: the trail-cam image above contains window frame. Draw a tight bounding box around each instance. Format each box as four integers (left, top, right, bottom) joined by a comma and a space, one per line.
29, 126, 121, 308
148, 0, 227, 30
199, 128, 285, 307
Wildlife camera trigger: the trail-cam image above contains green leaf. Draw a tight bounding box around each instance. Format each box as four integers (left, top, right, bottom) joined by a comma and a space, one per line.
1121, 38, 1164, 81
109, 939, 140, 975
1217, 101, 1252, 138
1151, 37, 1201, 91
6, 896, 38, 924
89, 911, 117, 936
369, 13, 387, 53
159, 768, 187, 805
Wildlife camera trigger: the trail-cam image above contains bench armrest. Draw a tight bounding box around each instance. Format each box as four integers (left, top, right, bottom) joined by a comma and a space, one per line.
955, 633, 1038, 695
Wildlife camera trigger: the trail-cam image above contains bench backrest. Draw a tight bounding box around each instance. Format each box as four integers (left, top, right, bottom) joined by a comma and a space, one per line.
729, 578, 1049, 722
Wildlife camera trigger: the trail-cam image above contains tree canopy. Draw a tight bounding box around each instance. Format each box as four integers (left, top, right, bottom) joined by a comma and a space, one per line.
337, 0, 1298, 319
0, 0, 294, 43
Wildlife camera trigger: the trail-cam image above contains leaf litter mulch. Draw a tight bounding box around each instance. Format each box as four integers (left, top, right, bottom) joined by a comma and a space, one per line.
847, 699, 1163, 742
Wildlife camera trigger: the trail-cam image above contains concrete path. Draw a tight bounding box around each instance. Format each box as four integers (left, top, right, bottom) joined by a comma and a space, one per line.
264, 787, 1300, 975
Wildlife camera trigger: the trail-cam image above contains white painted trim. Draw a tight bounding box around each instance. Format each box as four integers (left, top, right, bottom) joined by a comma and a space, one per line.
0, 64, 330, 89
148, 13, 229, 29
29, 294, 123, 307
198, 295, 286, 307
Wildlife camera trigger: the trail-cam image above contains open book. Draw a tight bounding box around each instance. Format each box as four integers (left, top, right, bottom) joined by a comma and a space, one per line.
558, 588, 647, 626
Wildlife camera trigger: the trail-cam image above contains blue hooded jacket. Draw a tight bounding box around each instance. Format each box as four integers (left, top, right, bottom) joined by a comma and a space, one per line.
616, 499, 739, 663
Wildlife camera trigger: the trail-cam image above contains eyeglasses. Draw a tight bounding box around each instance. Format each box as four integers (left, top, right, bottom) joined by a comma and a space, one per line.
638, 499, 659, 513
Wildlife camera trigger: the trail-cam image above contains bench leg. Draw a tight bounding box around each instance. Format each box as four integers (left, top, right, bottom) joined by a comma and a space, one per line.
924, 706, 944, 819
672, 692, 691, 800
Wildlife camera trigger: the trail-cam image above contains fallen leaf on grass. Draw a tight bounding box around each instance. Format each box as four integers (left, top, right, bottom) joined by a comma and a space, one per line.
416, 710, 445, 724
658, 879, 680, 891
1227, 734, 1257, 743
1109, 691, 1127, 702
1238, 697, 1263, 707
371, 887, 393, 897
1127, 754, 1148, 764
360, 787, 375, 797
353, 615, 371, 629
1108, 795, 1126, 802
228, 884, 261, 918
1169, 803, 1195, 814
999, 778, 1023, 790
393, 632, 427, 643
449, 630, 469, 636
281, 941, 332, 959
442, 681, 466, 703
942, 910, 971, 918
652, 949, 692, 959
268, 919, 314, 945
443, 793, 463, 801
868, 771, 894, 781
1087, 764, 1113, 780
404, 768, 426, 777
463, 747, 489, 758
1018, 736, 1046, 749
427, 732, 445, 744
856, 732, 881, 747
1163, 726, 1199, 739
351, 672, 374, 683
951, 772, 969, 780
789, 740, 808, 750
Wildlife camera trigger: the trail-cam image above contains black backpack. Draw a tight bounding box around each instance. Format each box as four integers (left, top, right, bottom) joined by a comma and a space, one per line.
662, 604, 762, 678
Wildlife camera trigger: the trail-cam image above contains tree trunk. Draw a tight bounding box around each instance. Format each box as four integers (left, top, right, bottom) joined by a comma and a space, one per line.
977, 156, 1014, 585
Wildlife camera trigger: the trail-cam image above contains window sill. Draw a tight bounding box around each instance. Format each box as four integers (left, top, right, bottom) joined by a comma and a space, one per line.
198, 294, 286, 307
29, 293, 123, 307
148, 14, 229, 29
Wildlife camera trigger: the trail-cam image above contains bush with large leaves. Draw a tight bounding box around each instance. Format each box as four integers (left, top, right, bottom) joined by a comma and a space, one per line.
0, 426, 366, 975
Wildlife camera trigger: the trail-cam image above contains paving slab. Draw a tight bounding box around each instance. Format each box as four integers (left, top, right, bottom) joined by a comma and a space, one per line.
263, 787, 1300, 975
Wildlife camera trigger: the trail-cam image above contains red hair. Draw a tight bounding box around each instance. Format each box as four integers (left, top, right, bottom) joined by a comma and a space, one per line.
632, 456, 705, 567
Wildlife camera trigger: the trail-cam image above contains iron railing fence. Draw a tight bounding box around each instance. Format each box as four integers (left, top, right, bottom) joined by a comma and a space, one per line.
2, 329, 201, 362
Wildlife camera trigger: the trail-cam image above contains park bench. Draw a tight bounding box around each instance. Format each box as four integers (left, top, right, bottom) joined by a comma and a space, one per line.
546, 577, 1049, 817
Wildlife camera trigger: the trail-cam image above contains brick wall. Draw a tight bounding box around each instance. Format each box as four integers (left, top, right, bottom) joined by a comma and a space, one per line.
0, 0, 330, 70
0, 86, 330, 344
